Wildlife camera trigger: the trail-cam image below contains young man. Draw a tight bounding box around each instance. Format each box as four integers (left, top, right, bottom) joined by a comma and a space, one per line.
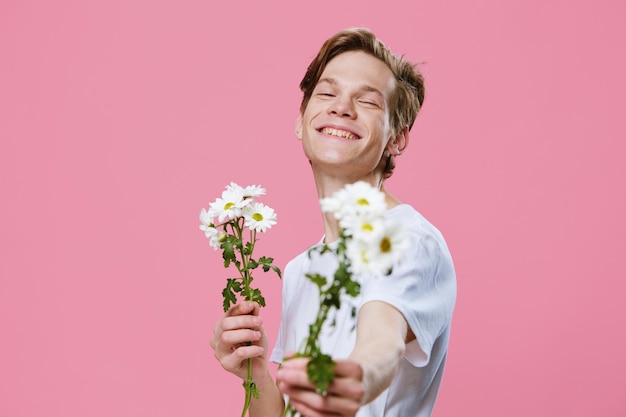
211, 28, 457, 417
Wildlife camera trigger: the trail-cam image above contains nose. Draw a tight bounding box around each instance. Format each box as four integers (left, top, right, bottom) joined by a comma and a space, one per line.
328, 95, 355, 118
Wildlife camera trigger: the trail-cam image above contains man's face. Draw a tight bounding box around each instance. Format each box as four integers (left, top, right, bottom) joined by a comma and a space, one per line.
296, 51, 398, 180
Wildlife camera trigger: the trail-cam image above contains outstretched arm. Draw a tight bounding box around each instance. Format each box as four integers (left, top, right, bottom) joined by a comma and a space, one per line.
350, 300, 408, 404
276, 300, 409, 417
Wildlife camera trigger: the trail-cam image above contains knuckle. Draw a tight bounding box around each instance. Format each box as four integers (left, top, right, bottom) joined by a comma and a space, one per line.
232, 347, 248, 360
219, 332, 232, 345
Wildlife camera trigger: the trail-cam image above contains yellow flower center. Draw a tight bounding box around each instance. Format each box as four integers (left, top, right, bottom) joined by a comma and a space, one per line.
361, 223, 373, 232
224, 202, 235, 210
252, 213, 264, 221
360, 250, 369, 264
380, 237, 391, 253
357, 198, 369, 206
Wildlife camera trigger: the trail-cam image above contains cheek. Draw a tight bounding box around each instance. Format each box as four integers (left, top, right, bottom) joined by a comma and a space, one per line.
373, 120, 392, 148
302, 108, 322, 129
381, 114, 392, 132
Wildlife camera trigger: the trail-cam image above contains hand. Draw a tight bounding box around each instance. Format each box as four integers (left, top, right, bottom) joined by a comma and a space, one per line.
277, 356, 364, 417
210, 301, 268, 380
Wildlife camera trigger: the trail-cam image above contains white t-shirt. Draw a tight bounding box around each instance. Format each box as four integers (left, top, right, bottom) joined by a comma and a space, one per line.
271, 204, 457, 417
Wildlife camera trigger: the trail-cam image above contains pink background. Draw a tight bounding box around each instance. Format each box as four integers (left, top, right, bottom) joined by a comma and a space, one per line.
1, 0, 625, 416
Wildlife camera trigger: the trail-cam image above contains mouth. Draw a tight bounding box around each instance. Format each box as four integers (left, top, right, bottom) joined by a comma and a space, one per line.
319, 126, 361, 140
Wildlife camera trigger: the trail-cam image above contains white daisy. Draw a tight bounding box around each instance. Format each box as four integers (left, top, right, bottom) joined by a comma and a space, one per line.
208, 186, 251, 222
208, 226, 226, 250
341, 181, 387, 216
320, 194, 342, 217
225, 182, 266, 199
322, 181, 387, 223
199, 207, 213, 230
243, 184, 266, 198
347, 213, 385, 242
225, 182, 245, 194
347, 219, 409, 276
199, 208, 224, 250
243, 201, 277, 233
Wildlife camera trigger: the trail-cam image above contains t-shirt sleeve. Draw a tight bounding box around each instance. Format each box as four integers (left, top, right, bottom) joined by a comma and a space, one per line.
269, 258, 294, 365
269, 310, 286, 365
360, 231, 456, 367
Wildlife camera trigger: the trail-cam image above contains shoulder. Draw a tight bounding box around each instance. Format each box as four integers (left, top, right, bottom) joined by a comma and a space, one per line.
387, 204, 449, 247
386, 204, 455, 276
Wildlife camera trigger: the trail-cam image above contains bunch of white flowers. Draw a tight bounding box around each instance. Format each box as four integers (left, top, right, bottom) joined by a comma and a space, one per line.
320, 180, 409, 276
283, 181, 408, 416
199, 182, 281, 417
200, 182, 277, 250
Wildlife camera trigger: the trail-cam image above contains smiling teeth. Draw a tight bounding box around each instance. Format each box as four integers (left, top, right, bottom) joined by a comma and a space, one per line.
322, 127, 358, 140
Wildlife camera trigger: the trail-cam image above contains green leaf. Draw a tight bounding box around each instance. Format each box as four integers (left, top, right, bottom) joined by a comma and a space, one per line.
250, 382, 260, 399
322, 292, 340, 309
306, 273, 327, 289
242, 379, 260, 399
344, 279, 361, 297
319, 244, 332, 255
221, 278, 241, 312
246, 258, 259, 271
243, 241, 254, 256
334, 262, 350, 283
258, 256, 274, 264
268, 264, 282, 277
259, 256, 282, 278
246, 288, 266, 307
220, 236, 238, 268
307, 353, 336, 396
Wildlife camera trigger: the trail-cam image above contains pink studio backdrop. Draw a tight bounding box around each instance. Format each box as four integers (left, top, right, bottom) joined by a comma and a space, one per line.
1, 1, 624, 416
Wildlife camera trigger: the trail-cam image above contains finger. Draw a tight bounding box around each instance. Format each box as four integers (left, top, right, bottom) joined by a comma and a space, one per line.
289, 398, 342, 417
219, 345, 265, 372
219, 328, 262, 348
220, 314, 263, 332
279, 356, 310, 370
325, 376, 364, 402
276, 360, 317, 390
279, 373, 363, 411
225, 301, 259, 318
279, 358, 363, 395
331, 360, 363, 379
286, 389, 359, 417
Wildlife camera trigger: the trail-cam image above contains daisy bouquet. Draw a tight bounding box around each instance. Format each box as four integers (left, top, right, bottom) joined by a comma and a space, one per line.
199, 182, 281, 417
283, 181, 409, 416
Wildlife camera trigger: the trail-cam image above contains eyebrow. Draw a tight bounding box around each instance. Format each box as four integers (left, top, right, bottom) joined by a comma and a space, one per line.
317, 77, 385, 97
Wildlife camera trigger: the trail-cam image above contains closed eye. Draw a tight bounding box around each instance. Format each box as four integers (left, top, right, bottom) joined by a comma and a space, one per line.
358, 99, 381, 108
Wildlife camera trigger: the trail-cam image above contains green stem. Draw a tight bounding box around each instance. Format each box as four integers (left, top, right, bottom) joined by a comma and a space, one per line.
240, 357, 253, 417
236, 220, 257, 417
281, 299, 332, 417
282, 401, 293, 417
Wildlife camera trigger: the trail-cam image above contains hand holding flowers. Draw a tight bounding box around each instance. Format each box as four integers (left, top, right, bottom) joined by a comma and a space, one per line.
199, 182, 281, 417
283, 181, 409, 417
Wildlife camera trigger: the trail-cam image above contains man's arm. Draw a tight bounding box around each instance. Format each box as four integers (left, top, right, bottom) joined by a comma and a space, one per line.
248, 369, 285, 417
276, 300, 409, 417
349, 300, 408, 404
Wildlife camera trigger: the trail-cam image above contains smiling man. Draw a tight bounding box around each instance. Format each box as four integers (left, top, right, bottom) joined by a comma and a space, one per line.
211, 28, 457, 417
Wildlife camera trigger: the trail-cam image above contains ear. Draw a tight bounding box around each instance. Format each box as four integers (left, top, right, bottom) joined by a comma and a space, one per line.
386, 126, 409, 156
295, 115, 303, 140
